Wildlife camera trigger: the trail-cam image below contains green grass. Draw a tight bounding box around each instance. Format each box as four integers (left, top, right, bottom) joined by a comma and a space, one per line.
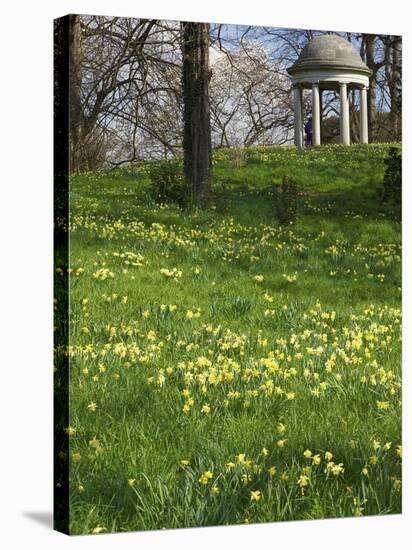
60, 144, 401, 534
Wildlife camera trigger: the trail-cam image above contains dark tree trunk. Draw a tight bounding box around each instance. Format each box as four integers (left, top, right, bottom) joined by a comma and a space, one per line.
181, 22, 212, 200
69, 14, 83, 173
349, 89, 360, 142
391, 37, 402, 141
384, 36, 402, 141
364, 34, 377, 142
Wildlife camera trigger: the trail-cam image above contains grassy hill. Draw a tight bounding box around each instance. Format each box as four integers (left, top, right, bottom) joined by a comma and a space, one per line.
64, 144, 401, 533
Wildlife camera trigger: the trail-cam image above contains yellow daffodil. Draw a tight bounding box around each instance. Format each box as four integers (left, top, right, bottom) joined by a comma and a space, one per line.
198, 471, 213, 485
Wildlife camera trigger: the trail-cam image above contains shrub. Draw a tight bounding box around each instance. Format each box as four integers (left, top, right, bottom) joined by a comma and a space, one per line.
381, 147, 401, 216
274, 175, 300, 225
148, 160, 191, 208
228, 147, 247, 169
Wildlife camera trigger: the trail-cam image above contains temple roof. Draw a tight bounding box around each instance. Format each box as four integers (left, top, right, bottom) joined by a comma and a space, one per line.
287, 34, 372, 76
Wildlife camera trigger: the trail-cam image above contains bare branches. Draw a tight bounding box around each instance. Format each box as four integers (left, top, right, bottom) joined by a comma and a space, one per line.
70, 17, 401, 170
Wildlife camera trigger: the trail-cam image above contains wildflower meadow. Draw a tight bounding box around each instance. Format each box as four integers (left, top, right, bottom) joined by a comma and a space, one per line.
56, 144, 402, 534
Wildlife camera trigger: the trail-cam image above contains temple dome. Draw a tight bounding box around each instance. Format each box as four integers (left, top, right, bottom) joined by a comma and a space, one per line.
287, 34, 371, 75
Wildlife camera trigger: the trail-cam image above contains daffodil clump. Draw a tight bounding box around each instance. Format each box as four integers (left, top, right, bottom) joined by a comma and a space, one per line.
58, 144, 402, 535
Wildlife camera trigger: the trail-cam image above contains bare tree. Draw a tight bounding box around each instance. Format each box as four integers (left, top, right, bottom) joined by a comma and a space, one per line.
64, 17, 401, 171
209, 41, 294, 147
69, 15, 83, 172
384, 35, 402, 140
69, 16, 162, 172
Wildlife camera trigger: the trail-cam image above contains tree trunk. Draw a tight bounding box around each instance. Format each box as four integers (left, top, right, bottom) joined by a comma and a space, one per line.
181, 22, 212, 200
391, 37, 402, 141
364, 34, 377, 142
69, 14, 83, 173
349, 89, 360, 142
384, 36, 402, 141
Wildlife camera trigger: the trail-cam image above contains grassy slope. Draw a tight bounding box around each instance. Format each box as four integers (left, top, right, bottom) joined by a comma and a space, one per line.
65, 144, 401, 534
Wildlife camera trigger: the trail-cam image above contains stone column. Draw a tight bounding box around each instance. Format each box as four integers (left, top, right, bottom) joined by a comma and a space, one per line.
312, 82, 321, 146
293, 86, 303, 149
319, 89, 323, 140
360, 85, 368, 144
339, 82, 350, 145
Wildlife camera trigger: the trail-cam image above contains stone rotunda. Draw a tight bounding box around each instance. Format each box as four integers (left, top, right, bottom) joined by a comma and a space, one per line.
287, 34, 372, 148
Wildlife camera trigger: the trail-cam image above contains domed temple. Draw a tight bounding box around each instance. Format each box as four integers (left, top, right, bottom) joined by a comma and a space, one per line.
287, 34, 372, 147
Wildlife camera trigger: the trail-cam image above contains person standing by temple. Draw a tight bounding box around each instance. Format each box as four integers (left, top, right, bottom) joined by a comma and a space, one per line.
304, 115, 313, 146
